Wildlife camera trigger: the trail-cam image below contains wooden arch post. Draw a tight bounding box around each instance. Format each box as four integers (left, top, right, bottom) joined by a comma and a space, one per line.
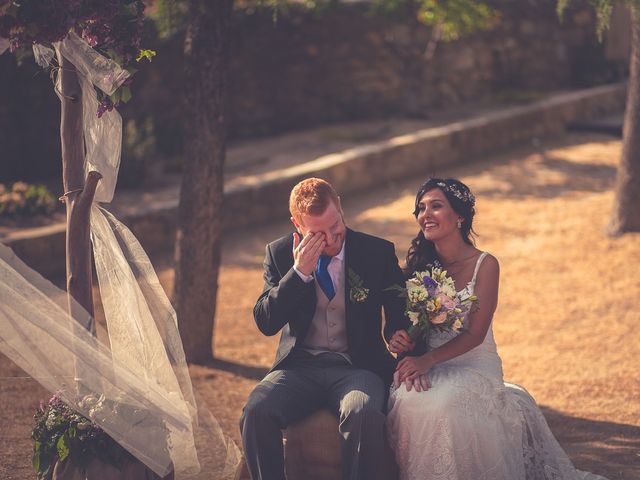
58, 52, 101, 329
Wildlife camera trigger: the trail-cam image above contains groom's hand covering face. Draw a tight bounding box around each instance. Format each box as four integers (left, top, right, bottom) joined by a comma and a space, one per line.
291, 199, 346, 264
292, 231, 326, 276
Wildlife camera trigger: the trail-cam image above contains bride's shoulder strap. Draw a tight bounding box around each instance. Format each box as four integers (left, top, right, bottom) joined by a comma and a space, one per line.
471, 252, 489, 286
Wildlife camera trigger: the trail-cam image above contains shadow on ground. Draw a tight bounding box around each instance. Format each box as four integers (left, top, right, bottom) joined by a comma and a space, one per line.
204, 358, 269, 382
542, 406, 640, 479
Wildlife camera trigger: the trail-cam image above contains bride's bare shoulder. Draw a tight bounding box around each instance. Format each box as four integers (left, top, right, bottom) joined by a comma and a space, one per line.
478, 252, 500, 279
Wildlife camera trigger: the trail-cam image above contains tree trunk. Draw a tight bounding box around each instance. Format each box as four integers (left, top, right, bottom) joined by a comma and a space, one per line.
59, 53, 100, 329
174, 0, 233, 363
609, 5, 640, 235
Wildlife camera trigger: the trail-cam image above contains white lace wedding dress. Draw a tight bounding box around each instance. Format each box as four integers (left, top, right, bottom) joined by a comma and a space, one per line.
386, 253, 608, 480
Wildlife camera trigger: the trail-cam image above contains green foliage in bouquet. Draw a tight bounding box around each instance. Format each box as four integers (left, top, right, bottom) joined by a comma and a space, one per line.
0, 182, 56, 217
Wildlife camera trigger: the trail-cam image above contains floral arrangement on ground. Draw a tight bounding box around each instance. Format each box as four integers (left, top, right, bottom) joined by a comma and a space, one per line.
31, 393, 166, 479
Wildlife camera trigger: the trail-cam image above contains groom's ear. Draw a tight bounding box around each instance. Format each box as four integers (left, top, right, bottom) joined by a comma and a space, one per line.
336, 197, 346, 220
290, 216, 302, 234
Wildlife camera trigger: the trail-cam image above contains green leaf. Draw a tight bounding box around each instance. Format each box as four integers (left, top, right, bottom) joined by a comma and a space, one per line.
557, 0, 614, 42
106, 48, 124, 66
384, 284, 406, 295
57, 434, 70, 462
556, 0, 571, 22
109, 89, 122, 105
120, 86, 132, 104
32, 448, 51, 477
136, 49, 157, 63
372, 0, 496, 40
32, 447, 40, 472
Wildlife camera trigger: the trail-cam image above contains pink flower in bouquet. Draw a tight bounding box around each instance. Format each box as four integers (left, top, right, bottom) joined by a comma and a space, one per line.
437, 292, 457, 310
431, 311, 448, 325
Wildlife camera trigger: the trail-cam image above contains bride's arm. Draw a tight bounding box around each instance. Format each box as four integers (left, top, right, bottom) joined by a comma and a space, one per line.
396, 254, 500, 385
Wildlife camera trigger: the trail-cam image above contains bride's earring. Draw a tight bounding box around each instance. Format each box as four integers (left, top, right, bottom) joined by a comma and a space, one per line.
457, 219, 462, 229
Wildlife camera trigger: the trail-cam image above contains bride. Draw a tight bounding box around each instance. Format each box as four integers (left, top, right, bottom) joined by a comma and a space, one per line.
386, 178, 607, 480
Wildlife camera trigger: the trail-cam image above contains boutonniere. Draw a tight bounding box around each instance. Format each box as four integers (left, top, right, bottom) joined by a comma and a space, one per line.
347, 267, 369, 303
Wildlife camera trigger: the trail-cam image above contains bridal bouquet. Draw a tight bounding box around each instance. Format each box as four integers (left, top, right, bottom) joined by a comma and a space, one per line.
391, 266, 477, 342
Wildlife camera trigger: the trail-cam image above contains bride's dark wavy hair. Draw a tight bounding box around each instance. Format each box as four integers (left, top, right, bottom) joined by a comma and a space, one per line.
404, 178, 477, 276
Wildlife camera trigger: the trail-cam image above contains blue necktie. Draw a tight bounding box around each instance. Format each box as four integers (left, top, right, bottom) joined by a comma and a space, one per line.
315, 254, 335, 300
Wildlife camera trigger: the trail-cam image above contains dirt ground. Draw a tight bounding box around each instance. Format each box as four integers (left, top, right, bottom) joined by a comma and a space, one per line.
1, 132, 639, 479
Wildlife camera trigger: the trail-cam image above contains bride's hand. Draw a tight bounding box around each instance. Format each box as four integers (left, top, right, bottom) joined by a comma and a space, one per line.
393, 370, 431, 392
396, 353, 435, 387
412, 374, 430, 392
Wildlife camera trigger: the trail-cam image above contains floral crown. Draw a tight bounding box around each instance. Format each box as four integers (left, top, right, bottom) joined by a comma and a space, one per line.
436, 181, 476, 207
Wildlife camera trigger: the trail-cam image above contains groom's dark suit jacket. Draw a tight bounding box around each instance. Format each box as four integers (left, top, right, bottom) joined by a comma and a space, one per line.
253, 228, 409, 385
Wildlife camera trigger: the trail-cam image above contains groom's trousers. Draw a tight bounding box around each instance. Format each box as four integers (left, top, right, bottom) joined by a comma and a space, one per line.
240, 350, 391, 480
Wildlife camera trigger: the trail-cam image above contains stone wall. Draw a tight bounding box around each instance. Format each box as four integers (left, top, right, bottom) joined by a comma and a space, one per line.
223, 0, 619, 137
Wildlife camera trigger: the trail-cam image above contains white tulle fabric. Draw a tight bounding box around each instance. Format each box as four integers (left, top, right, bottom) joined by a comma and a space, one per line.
387, 253, 608, 480
0, 32, 241, 478
0, 243, 192, 475
55, 31, 128, 204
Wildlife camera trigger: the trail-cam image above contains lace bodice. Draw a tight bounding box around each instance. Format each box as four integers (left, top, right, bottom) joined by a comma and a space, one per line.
455, 251, 487, 301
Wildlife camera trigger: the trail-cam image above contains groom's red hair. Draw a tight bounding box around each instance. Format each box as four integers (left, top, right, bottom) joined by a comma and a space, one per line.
289, 178, 340, 223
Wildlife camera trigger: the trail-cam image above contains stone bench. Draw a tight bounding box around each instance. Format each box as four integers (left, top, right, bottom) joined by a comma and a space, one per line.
283, 409, 398, 480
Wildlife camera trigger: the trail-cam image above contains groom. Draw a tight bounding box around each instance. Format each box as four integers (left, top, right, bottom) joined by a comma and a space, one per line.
240, 178, 407, 480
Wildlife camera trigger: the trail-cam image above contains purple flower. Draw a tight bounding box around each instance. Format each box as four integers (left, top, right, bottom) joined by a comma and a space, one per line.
422, 275, 438, 292
96, 98, 114, 118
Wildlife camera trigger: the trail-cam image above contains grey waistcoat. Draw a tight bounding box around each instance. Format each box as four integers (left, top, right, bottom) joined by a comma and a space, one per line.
301, 262, 349, 359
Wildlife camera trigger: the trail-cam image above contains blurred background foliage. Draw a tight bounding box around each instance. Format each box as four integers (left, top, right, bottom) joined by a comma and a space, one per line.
0, 182, 56, 217
0, 0, 626, 192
